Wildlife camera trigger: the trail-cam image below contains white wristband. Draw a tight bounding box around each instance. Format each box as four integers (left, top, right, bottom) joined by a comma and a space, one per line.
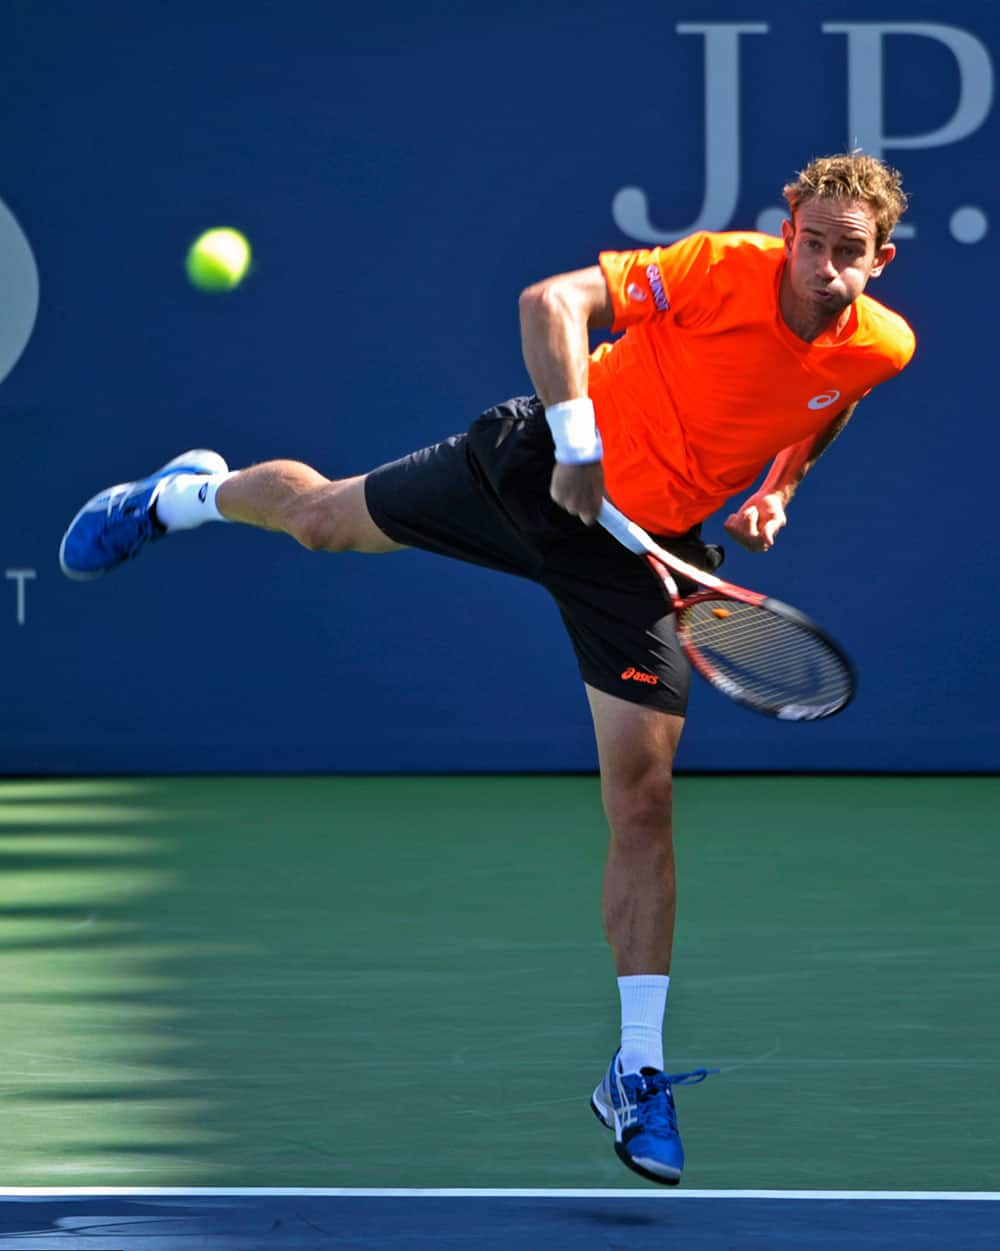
544, 397, 603, 464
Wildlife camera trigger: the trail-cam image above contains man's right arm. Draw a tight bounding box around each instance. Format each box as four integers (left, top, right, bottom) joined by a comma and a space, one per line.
518, 266, 614, 525
724, 402, 859, 552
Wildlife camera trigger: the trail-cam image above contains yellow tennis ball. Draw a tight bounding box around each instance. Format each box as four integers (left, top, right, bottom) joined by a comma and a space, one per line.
185, 227, 252, 292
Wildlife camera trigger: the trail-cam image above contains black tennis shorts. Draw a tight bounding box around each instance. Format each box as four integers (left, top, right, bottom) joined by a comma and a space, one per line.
364, 396, 724, 716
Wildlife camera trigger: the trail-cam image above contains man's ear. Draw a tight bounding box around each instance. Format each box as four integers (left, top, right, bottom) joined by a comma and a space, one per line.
780, 216, 795, 256
870, 241, 896, 278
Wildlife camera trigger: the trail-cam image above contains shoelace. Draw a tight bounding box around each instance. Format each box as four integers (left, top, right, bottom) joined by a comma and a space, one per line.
98, 490, 162, 561
663, 1067, 717, 1087
632, 1067, 718, 1133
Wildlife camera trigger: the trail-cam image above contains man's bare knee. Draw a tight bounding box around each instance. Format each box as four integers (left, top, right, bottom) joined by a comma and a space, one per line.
603, 767, 674, 841
287, 498, 348, 551
286, 476, 403, 553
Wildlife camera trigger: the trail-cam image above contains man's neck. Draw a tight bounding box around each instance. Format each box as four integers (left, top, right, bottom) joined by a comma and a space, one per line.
778, 274, 852, 344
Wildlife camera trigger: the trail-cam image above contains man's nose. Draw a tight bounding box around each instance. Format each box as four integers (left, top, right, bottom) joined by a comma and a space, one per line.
815, 255, 837, 279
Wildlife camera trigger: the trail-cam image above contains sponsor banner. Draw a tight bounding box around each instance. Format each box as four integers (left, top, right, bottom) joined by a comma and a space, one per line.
0, 1, 995, 771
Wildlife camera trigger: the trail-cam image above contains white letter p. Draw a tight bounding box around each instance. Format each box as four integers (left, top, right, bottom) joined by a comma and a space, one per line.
823, 22, 994, 239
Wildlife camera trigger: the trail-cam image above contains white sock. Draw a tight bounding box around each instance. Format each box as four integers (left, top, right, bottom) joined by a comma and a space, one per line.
154, 472, 235, 531
618, 974, 669, 1074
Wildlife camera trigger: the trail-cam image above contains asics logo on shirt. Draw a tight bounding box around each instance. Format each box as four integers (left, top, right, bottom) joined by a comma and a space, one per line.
807, 389, 842, 411
644, 263, 670, 312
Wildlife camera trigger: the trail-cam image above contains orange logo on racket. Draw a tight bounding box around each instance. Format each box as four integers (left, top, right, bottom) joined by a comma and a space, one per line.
621, 667, 659, 685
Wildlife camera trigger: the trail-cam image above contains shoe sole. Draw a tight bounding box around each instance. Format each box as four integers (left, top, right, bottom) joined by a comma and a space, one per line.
590, 1089, 615, 1131
590, 1088, 682, 1187
59, 449, 228, 580
613, 1142, 681, 1186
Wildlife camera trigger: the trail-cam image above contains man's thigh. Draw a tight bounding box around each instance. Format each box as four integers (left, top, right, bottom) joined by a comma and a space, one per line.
543, 526, 694, 717
586, 684, 685, 786
333, 475, 409, 553
363, 426, 544, 579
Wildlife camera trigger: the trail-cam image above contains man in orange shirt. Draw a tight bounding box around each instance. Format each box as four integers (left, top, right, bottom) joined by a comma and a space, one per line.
60, 153, 914, 1185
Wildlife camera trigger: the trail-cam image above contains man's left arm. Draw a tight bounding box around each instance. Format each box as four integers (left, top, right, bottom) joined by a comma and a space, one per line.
724, 402, 858, 552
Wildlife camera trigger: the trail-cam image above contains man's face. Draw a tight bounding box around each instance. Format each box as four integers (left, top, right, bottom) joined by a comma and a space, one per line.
781, 198, 895, 324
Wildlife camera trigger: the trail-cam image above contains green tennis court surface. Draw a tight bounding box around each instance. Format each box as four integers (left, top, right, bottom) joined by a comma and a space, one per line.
0, 776, 996, 1190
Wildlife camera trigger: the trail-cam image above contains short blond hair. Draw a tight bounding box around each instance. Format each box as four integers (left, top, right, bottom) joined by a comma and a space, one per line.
783, 153, 908, 250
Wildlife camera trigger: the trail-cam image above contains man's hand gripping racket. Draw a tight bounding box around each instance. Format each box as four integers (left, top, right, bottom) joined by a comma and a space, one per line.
597, 500, 856, 721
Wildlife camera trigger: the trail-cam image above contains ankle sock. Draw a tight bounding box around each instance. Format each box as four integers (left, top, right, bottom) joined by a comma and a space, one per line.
154, 472, 234, 530
618, 974, 669, 1073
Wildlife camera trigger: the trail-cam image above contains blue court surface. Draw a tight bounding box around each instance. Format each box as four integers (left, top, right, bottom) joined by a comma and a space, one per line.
0, 1190, 996, 1251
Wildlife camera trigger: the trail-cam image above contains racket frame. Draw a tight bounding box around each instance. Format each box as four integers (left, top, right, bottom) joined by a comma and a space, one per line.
597, 500, 856, 720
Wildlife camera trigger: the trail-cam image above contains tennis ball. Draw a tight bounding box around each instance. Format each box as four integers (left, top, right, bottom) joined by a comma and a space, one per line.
185, 227, 252, 292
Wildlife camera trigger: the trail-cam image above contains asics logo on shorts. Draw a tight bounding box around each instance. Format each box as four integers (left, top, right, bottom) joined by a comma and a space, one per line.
621, 667, 659, 686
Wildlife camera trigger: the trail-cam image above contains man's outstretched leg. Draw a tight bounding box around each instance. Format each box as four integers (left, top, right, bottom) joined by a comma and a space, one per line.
585, 685, 713, 1185
59, 450, 402, 578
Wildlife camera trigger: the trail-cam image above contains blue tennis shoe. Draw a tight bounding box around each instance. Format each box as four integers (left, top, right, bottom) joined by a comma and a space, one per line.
59, 450, 228, 580
591, 1050, 715, 1185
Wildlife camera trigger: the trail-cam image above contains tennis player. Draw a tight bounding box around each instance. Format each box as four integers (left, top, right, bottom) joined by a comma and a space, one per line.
60, 153, 915, 1185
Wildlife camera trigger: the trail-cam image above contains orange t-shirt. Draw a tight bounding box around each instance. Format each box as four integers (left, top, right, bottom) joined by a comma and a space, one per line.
589, 231, 915, 535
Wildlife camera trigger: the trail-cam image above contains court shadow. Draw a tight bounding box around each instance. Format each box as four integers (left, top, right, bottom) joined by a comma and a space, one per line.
0, 775, 616, 1187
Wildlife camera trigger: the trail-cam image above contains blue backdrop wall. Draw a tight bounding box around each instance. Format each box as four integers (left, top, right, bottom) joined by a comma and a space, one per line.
1, 1, 996, 773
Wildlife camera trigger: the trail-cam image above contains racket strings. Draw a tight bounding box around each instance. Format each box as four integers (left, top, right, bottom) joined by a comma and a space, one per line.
679, 598, 852, 718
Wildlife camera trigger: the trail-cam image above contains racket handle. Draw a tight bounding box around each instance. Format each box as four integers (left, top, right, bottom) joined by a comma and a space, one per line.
597, 499, 653, 556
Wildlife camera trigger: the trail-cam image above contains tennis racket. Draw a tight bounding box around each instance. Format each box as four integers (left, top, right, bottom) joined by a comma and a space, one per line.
597, 499, 855, 721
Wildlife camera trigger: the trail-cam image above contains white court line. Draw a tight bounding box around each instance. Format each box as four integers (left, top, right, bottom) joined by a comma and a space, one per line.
0, 1189, 997, 1201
